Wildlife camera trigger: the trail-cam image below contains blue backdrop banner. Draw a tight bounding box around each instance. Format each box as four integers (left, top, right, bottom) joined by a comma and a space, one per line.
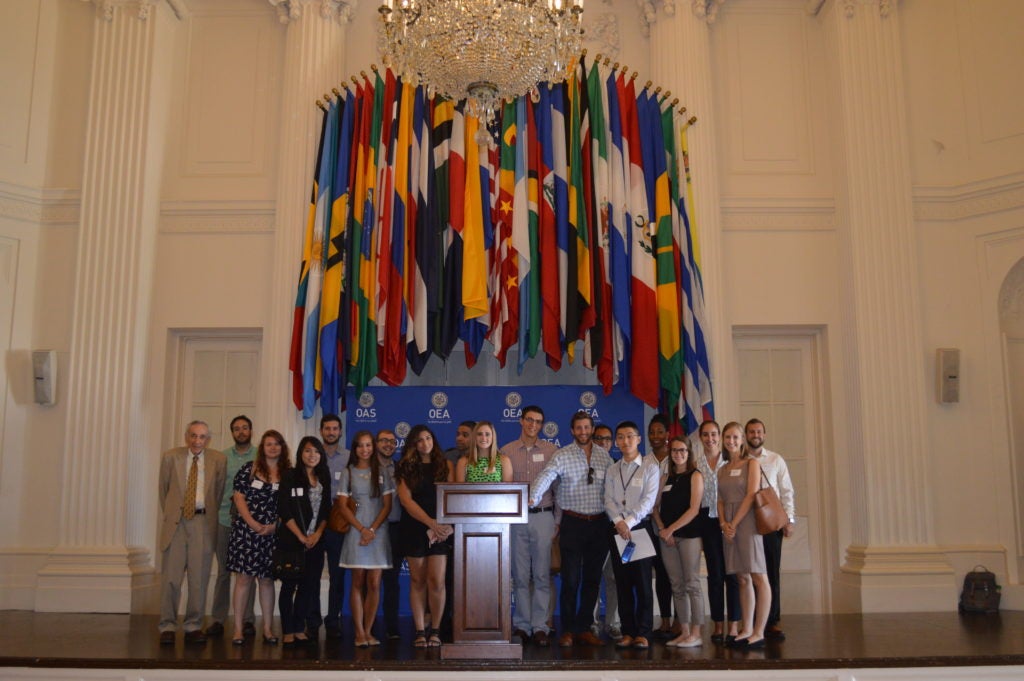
345, 384, 645, 455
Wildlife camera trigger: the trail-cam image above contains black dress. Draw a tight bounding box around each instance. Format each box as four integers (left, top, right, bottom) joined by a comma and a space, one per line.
398, 461, 451, 558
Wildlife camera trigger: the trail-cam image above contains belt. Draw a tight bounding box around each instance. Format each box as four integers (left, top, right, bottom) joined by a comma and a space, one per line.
529, 506, 553, 514
562, 509, 605, 521
184, 508, 206, 515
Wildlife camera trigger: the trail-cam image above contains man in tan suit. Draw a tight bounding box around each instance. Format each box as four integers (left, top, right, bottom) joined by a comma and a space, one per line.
158, 420, 227, 644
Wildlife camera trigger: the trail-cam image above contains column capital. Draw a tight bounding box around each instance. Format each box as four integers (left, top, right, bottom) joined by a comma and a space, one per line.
268, 0, 356, 25
807, 0, 898, 19
82, 0, 186, 22
638, 0, 724, 37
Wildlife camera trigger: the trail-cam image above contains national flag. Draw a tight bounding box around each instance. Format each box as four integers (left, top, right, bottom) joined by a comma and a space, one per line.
623, 76, 659, 407
607, 68, 631, 384
377, 78, 411, 386
407, 85, 436, 374
518, 96, 542, 371
319, 88, 355, 414
551, 83, 573, 362
535, 85, 562, 370
289, 107, 329, 412
489, 101, 520, 366
649, 89, 682, 415
460, 113, 491, 366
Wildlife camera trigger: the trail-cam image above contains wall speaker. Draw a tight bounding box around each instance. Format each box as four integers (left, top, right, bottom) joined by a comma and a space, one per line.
32, 350, 56, 406
935, 348, 959, 404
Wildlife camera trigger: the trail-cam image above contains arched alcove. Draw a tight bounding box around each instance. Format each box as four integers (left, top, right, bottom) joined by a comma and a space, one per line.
998, 256, 1024, 576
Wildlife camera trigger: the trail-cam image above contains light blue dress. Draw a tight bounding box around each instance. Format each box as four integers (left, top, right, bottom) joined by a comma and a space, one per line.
338, 466, 395, 569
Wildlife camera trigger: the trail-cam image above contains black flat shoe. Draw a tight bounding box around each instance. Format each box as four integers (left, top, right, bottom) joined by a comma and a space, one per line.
263, 635, 279, 645
711, 633, 725, 644
232, 638, 244, 646
728, 637, 749, 648
746, 637, 766, 649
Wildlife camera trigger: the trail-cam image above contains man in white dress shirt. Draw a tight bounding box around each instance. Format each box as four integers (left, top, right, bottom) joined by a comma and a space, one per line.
745, 418, 796, 641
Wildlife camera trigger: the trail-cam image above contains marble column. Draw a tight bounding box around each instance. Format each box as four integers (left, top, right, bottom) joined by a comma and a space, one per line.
260, 0, 351, 444
816, 0, 955, 611
34, 0, 183, 612
646, 0, 732, 415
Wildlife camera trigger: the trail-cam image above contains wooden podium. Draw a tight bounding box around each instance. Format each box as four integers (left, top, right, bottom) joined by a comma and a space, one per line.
436, 482, 528, 660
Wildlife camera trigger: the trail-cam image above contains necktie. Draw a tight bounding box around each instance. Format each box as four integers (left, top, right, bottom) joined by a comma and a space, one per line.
183, 453, 200, 520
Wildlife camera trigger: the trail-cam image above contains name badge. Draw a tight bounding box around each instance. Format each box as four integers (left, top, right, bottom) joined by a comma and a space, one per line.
295, 487, 304, 497
251, 479, 264, 489
630, 477, 643, 488
271, 483, 279, 491
662, 484, 673, 492
730, 469, 742, 477
335, 471, 342, 480
532, 453, 545, 462
594, 469, 606, 481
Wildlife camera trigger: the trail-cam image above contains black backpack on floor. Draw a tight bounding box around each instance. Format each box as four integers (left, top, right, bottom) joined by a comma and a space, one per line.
958, 565, 1000, 614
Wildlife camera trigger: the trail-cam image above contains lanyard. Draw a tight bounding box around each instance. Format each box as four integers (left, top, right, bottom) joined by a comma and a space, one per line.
619, 461, 640, 506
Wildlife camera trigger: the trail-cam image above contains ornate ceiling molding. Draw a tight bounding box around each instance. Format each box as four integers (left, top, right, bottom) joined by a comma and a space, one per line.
805, 0, 898, 19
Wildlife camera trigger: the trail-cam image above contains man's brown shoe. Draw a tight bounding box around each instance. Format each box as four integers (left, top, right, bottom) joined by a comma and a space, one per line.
632, 636, 649, 649
577, 631, 605, 646
558, 632, 574, 647
615, 635, 634, 648
532, 630, 550, 647
159, 631, 175, 645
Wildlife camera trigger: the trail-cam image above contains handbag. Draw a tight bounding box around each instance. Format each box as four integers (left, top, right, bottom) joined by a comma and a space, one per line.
271, 547, 305, 580
753, 467, 788, 535
959, 565, 1000, 613
327, 472, 356, 533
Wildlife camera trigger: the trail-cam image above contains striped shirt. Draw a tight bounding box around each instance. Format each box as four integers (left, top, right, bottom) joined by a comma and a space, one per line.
530, 441, 613, 515
693, 448, 728, 519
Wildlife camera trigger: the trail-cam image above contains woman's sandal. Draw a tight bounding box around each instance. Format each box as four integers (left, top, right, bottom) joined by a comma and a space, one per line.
413, 629, 427, 648
428, 628, 442, 647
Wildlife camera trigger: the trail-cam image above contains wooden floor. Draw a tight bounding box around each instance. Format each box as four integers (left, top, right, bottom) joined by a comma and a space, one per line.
1, 611, 1023, 672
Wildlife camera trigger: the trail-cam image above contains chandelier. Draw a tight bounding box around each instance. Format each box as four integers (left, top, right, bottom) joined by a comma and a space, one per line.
378, 0, 584, 126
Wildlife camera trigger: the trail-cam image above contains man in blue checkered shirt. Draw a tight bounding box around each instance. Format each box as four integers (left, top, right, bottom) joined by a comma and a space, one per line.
530, 411, 614, 647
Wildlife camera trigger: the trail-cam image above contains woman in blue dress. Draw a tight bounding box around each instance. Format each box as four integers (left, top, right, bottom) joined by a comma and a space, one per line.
227, 429, 291, 645
338, 430, 394, 646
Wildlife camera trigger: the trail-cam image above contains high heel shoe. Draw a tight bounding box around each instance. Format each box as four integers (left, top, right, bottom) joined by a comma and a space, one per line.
263, 634, 279, 645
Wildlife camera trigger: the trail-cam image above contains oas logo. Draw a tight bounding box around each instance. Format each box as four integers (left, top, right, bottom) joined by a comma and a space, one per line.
358, 392, 375, 408
580, 391, 597, 409
431, 391, 449, 409
505, 392, 523, 408
543, 422, 559, 438
395, 422, 411, 438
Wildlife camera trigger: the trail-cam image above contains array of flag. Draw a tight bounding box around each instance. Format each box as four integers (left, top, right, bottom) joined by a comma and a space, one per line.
289, 59, 715, 435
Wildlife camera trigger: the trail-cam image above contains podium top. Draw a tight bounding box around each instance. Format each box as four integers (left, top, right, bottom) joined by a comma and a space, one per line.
436, 482, 529, 524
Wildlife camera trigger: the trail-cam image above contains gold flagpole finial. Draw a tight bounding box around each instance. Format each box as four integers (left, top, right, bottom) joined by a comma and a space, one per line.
316, 99, 326, 111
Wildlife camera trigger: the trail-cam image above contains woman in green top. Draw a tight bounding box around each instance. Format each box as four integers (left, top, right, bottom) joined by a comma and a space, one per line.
456, 421, 513, 483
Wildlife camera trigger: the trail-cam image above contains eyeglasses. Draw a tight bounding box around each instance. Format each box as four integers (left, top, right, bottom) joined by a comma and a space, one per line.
377, 438, 397, 445
522, 416, 543, 425
592, 436, 612, 443
670, 447, 689, 454
587, 466, 595, 485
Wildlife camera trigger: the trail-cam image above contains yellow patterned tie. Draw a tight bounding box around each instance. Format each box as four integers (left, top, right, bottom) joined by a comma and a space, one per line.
183, 453, 200, 520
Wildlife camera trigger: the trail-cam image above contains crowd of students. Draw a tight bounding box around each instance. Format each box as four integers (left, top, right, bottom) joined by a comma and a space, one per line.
156, 408, 795, 652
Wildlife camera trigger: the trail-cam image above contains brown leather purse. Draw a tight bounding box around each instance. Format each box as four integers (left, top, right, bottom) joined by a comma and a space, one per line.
327, 473, 356, 533
753, 468, 788, 535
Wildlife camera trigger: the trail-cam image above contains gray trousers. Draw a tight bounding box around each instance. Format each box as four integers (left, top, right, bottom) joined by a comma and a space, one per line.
660, 535, 705, 626
511, 510, 556, 634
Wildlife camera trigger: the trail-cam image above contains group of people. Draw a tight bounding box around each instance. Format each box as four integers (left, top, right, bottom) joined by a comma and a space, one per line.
156, 407, 795, 653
